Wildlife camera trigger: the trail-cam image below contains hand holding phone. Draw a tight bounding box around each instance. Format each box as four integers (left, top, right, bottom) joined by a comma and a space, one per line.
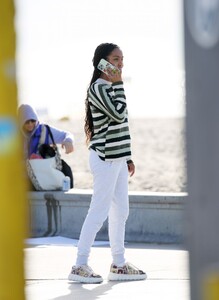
97, 58, 120, 77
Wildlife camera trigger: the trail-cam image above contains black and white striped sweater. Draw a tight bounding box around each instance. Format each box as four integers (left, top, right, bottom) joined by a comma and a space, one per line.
88, 78, 131, 161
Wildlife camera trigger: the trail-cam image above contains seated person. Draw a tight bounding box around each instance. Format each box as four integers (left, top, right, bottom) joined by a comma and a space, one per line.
18, 104, 74, 158
18, 104, 74, 189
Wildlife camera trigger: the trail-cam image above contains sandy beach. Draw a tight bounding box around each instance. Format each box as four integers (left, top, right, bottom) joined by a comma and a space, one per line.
46, 117, 186, 193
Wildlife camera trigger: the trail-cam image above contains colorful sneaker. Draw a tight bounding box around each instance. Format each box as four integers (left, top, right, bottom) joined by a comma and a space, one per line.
68, 265, 103, 284
108, 262, 147, 281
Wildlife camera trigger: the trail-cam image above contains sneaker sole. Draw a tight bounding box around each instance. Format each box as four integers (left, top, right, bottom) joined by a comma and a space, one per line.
68, 273, 103, 284
108, 272, 147, 281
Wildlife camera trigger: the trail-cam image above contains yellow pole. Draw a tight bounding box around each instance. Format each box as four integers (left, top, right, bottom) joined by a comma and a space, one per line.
204, 274, 219, 300
0, 0, 27, 299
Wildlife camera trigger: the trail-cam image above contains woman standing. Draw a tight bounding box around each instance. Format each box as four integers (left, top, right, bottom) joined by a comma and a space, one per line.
68, 43, 146, 283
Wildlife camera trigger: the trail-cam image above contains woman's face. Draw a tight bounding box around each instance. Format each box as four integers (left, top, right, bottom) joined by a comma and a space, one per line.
23, 119, 36, 133
107, 48, 124, 71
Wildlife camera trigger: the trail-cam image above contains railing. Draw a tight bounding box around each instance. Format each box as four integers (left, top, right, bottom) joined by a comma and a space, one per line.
28, 189, 187, 243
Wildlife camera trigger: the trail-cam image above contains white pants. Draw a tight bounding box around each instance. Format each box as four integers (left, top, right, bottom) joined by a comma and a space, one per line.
76, 149, 129, 267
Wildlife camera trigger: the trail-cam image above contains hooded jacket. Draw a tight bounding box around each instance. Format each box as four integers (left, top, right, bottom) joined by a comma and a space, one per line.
18, 104, 74, 159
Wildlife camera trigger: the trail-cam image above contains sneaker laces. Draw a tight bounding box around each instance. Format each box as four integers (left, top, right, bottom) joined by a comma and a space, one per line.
79, 265, 101, 277
81, 265, 94, 275
125, 262, 139, 270
125, 262, 145, 274
111, 262, 144, 275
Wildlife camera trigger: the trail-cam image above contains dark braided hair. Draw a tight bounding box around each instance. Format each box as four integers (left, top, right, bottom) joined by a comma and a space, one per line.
84, 43, 119, 143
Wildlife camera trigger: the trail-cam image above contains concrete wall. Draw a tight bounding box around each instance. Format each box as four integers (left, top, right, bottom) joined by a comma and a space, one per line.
28, 189, 187, 244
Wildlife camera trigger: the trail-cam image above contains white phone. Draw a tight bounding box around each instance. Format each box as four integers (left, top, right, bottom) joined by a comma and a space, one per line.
97, 58, 119, 75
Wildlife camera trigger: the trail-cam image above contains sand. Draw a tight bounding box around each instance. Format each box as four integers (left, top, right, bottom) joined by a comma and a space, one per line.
46, 117, 187, 193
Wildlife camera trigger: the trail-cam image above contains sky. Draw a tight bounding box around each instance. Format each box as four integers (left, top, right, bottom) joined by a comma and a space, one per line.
15, 0, 184, 119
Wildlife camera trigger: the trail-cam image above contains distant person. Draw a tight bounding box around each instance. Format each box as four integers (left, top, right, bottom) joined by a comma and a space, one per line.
68, 43, 147, 283
17, 104, 74, 189
18, 104, 74, 158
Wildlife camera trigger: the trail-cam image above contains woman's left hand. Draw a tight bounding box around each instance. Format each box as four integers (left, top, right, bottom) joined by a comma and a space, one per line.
107, 68, 122, 83
128, 162, 135, 177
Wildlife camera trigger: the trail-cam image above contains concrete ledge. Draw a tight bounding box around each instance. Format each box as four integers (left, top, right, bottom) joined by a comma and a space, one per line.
28, 189, 187, 243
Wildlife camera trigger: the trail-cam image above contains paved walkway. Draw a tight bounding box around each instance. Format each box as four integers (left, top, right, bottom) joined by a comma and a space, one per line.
24, 237, 190, 300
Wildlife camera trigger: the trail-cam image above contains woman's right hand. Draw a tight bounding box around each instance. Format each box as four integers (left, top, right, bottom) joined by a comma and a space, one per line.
62, 141, 74, 154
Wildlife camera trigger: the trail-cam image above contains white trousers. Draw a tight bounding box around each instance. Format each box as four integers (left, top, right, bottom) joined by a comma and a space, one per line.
76, 149, 129, 267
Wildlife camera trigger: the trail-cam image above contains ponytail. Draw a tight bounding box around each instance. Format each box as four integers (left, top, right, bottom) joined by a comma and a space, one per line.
84, 43, 119, 143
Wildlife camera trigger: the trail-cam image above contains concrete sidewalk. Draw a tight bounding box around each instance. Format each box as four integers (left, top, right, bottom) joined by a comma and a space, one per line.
25, 238, 190, 300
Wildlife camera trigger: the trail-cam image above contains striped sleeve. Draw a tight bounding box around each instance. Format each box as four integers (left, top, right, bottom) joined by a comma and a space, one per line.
89, 81, 127, 123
